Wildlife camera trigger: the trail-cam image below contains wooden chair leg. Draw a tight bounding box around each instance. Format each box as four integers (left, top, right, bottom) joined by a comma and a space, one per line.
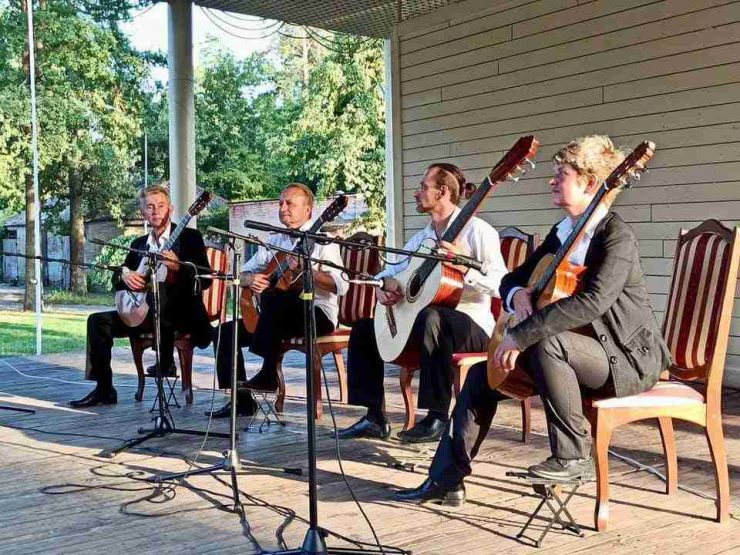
520, 398, 531, 443
313, 349, 323, 420
176, 346, 194, 405
706, 415, 730, 523
399, 366, 417, 431
333, 349, 348, 404
453, 363, 469, 397
594, 414, 614, 532
130, 338, 146, 402
275, 352, 286, 413
657, 416, 677, 494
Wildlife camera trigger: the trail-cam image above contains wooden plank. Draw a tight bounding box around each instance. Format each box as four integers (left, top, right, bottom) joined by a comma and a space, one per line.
401, 26, 511, 71
652, 200, 740, 222
403, 82, 740, 149
438, 22, 740, 100
404, 40, 740, 122
400, 88, 442, 111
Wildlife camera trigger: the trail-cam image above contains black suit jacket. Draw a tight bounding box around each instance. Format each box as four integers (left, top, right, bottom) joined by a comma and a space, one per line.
114, 224, 212, 326
500, 212, 671, 398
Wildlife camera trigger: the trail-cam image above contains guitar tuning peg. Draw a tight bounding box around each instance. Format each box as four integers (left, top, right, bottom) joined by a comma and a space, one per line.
633, 173, 641, 181
511, 175, 520, 182
526, 159, 536, 169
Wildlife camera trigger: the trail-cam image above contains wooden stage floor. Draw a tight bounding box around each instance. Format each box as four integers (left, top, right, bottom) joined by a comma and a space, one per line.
1, 348, 739, 554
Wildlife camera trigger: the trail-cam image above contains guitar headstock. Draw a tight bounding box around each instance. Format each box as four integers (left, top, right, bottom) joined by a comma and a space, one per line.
605, 140, 655, 191
317, 194, 348, 225
188, 190, 213, 217
489, 135, 540, 185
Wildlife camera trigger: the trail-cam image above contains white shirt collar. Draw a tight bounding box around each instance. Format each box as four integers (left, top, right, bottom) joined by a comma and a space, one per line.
423, 206, 462, 238
147, 224, 171, 251
556, 205, 608, 245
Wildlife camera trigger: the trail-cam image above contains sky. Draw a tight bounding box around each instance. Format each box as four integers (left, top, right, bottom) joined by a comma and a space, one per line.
121, 3, 278, 82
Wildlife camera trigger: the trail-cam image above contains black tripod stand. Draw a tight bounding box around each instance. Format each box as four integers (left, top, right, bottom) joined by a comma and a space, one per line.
146, 239, 300, 508
100, 249, 230, 458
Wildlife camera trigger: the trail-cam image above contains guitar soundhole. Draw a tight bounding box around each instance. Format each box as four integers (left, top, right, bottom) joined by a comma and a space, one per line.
407, 271, 422, 301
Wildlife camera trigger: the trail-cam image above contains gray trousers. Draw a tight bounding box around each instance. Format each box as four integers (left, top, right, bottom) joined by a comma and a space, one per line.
429, 331, 613, 487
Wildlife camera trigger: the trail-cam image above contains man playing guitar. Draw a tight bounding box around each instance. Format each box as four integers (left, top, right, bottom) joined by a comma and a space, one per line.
70, 184, 213, 408
335, 163, 508, 443
208, 183, 347, 418
395, 136, 671, 506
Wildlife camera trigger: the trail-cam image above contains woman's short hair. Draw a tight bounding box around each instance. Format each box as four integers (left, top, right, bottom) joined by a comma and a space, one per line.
553, 135, 626, 184
427, 162, 467, 205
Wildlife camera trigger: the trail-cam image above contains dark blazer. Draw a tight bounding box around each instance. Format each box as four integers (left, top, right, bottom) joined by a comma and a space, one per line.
500, 212, 671, 398
114, 224, 212, 325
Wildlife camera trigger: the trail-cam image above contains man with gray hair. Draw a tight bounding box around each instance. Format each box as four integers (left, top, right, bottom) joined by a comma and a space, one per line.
70, 184, 213, 408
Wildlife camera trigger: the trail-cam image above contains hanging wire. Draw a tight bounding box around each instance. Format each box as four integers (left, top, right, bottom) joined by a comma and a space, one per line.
199, 7, 285, 41
204, 8, 283, 32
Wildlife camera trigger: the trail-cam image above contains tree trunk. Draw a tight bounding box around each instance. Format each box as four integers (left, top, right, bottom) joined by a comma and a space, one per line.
69, 171, 87, 295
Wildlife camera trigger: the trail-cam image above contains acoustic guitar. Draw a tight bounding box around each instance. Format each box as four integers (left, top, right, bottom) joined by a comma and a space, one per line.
239, 194, 348, 333
115, 190, 213, 327
486, 140, 656, 392
374, 136, 540, 364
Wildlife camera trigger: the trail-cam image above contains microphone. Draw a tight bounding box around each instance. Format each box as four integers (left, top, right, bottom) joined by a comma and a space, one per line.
347, 278, 384, 288
434, 248, 486, 274
242, 219, 280, 234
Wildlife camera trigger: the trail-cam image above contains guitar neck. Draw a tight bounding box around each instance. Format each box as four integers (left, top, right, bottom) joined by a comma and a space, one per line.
161, 213, 192, 251
531, 184, 608, 300
441, 176, 495, 243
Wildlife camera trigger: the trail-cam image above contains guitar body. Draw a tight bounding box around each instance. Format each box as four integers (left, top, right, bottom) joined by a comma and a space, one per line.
115, 290, 150, 328
486, 253, 586, 389
239, 252, 299, 333
374, 256, 464, 363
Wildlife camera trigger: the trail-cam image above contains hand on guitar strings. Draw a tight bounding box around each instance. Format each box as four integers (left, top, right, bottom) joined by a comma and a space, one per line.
493, 334, 522, 371
122, 270, 147, 291
375, 277, 403, 306
241, 272, 270, 293
512, 287, 535, 323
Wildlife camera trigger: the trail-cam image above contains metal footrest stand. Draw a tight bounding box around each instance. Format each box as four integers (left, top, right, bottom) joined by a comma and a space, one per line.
147, 374, 180, 412
244, 388, 285, 433
507, 471, 585, 548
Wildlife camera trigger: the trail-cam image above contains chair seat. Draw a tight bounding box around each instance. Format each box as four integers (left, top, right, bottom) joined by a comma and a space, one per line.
591, 381, 705, 409
451, 352, 487, 366
284, 327, 351, 347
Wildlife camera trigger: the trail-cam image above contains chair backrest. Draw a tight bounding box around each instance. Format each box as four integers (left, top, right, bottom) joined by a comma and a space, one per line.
491, 226, 541, 319
662, 220, 740, 394
203, 246, 229, 323
338, 231, 382, 326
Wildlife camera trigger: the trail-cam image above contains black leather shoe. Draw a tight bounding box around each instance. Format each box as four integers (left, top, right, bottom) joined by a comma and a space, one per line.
245, 371, 278, 392
397, 415, 447, 444
333, 416, 391, 440
528, 456, 595, 481
69, 388, 118, 408
395, 477, 465, 507
146, 361, 177, 378
205, 397, 257, 419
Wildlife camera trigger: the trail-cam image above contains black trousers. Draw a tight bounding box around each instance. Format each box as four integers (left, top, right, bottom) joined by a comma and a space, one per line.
213, 289, 334, 389
347, 306, 489, 415
429, 331, 613, 487
85, 295, 212, 393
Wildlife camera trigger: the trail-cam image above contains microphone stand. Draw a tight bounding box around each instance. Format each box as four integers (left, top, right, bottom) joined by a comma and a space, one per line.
148, 238, 301, 508
98, 245, 232, 459
219, 224, 410, 555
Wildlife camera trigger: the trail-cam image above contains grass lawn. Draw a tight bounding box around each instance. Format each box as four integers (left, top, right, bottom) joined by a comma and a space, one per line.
0, 310, 126, 356
44, 289, 115, 306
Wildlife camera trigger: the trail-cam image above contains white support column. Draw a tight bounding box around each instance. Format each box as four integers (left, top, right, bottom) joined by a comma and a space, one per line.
384, 33, 404, 248
168, 0, 196, 224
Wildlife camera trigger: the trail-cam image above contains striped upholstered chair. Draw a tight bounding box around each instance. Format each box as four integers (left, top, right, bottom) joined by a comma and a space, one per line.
275, 232, 381, 419
132, 246, 229, 404
399, 226, 540, 436
586, 220, 740, 532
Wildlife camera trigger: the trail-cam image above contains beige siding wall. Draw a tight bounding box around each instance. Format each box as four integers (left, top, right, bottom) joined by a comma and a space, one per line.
396, 0, 740, 372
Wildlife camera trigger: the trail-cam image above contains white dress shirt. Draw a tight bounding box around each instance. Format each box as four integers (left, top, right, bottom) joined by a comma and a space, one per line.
375, 207, 508, 336
242, 221, 348, 327
505, 205, 608, 312
136, 226, 172, 282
